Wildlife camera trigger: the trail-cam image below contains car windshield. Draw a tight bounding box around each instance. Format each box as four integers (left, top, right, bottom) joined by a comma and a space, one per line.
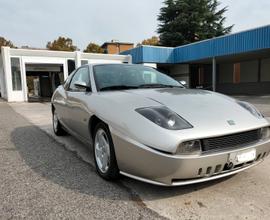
93, 64, 184, 91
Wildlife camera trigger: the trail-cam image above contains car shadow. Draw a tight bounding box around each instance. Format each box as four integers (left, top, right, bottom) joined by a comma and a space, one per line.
11, 125, 132, 200
11, 125, 235, 202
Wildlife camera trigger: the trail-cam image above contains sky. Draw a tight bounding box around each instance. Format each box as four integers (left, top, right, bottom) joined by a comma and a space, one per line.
0, 0, 270, 50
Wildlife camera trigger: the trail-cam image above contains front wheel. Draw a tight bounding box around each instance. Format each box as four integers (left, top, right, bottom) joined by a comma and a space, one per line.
52, 111, 66, 136
93, 122, 119, 180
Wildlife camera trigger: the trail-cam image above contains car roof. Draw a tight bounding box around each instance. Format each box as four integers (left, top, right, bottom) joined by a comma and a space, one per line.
86, 63, 139, 68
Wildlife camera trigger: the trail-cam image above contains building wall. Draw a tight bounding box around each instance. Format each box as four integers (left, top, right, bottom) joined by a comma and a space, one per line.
105, 44, 133, 54
143, 59, 270, 94
155, 64, 190, 87
119, 44, 133, 53
217, 82, 270, 95
0, 53, 6, 98
261, 58, 270, 82
217, 57, 270, 95
168, 64, 190, 86
240, 60, 259, 83
218, 61, 260, 84
219, 63, 234, 83
106, 45, 118, 54
189, 64, 213, 89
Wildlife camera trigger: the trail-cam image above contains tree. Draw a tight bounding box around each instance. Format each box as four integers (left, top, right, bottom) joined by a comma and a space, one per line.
157, 0, 233, 47
138, 36, 160, 46
46, 36, 77, 51
0, 36, 16, 48
84, 43, 104, 53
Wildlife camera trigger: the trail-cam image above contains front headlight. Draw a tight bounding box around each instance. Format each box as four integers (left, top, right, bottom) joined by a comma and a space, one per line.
260, 127, 270, 140
238, 101, 264, 119
176, 140, 201, 155
136, 106, 193, 130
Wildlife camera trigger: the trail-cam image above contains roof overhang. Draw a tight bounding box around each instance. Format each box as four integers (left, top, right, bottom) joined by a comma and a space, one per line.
121, 25, 270, 64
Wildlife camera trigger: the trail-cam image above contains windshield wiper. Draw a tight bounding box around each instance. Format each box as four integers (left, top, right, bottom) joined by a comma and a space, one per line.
100, 84, 184, 91
138, 84, 183, 89
100, 85, 139, 91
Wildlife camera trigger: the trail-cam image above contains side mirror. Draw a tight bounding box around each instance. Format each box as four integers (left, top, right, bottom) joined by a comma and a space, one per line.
74, 81, 91, 92
179, 80, 187, 87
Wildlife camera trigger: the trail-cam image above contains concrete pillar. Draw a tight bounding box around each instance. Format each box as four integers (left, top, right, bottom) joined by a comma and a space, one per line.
212, 57, 216, 92
1, 47, 12, 101
75, 51, 81, 68
127, 55, 132, 64
0, 51, 4, 98
63, 60, 68, 80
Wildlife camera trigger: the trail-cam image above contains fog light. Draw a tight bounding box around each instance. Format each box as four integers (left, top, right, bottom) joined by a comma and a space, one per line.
176, 140, 201, 155
260, 127, 270, 140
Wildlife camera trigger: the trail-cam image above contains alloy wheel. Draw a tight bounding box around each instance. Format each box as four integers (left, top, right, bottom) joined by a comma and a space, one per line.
94, 129, 111, 173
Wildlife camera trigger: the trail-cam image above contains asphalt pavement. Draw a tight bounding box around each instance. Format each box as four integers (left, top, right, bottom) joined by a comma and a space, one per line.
1, 96, 270, 220
0, 101, 164, 219
234, 95, 270, 118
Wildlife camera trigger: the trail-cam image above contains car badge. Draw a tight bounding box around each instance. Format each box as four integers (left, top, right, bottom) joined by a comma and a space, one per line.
227, 120, 236, 126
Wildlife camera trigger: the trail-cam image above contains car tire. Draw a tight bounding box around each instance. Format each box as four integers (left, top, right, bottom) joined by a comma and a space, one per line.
52, 111, 66, 136
93, 122, 120, 180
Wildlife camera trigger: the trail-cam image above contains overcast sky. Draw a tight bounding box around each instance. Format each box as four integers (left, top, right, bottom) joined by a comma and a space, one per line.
0, 0, 270, 50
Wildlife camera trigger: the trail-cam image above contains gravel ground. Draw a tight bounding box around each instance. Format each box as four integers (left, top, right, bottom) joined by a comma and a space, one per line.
0, 101, 165, 219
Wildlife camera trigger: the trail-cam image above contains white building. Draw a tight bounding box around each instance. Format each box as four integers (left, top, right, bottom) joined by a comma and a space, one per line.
0, 47, 131, 102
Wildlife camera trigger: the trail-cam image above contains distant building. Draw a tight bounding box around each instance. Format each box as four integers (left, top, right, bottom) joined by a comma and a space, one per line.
122, 25, 270, 95
102, 40, 134, 54
0, 47, 131, 102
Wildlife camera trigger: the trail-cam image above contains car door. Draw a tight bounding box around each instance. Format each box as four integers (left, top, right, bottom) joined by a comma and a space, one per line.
65, 66, 92, 142
54, 73, 73, 129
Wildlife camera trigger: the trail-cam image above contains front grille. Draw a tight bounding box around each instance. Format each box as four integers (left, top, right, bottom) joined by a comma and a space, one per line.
202, 129, 261, 152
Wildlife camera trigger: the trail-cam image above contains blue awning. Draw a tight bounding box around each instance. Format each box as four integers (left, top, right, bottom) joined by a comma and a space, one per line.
121, 25, 270, 64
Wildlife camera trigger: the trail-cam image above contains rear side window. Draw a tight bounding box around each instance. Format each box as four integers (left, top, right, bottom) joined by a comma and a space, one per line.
68, 67, 90, 91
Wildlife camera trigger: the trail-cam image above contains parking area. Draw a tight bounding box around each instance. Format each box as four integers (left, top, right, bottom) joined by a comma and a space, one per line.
234, 95, 270, 118
1, 96, 270, 219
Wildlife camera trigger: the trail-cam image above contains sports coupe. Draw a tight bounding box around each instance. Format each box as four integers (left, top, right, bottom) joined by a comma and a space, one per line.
51, 64, 270, 186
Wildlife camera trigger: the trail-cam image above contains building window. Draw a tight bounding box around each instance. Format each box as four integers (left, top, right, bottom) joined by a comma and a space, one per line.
233, 63, 241, 83
11, 58, 22, 91
67, 59, 75, 75
261, 58, 270, 82
239, 60, 258, 83
198, 67, 204, 85
219, 63, 233, 83
81, 60, 88, 66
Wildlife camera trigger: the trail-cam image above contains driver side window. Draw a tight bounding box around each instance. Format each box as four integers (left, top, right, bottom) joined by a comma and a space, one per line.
68, 67, 90, 92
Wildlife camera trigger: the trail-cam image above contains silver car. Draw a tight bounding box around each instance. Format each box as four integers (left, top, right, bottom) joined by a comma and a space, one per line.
51, 64, 270, 186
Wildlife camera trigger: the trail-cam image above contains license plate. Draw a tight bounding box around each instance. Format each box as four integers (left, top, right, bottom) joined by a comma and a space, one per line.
237, 149, 256, 163
229, 149, 256, 164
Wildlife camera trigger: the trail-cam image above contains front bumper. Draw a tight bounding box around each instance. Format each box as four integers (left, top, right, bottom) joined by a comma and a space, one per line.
111, 131, 270, 186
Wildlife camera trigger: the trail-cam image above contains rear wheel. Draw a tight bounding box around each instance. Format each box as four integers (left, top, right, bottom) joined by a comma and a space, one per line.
93, 122, 119, 180
52, 111, 66, 136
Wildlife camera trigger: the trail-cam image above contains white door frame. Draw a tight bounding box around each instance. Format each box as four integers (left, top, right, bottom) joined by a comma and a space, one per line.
21, 57, 68, 102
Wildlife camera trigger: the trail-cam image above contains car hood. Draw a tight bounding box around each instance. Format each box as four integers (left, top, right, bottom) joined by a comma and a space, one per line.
123, 88, 268, 133
94, 88, 268, 153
